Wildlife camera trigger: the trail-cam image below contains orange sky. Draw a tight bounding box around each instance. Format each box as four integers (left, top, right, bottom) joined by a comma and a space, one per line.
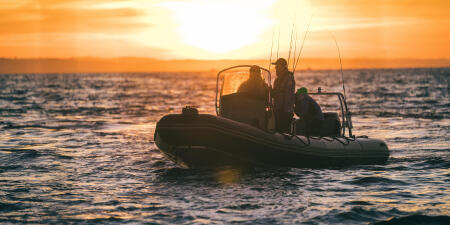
1, 0, 449, 60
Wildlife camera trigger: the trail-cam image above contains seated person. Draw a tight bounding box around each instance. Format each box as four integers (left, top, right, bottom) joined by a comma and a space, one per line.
237, 65, 269, 100
294, 87, 324, 136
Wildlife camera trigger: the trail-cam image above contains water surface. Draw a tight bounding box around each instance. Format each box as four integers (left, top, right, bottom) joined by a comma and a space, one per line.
0, 68, 449, 224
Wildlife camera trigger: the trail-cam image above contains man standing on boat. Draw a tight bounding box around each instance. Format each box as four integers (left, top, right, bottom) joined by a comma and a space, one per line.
271, 58, 295, 133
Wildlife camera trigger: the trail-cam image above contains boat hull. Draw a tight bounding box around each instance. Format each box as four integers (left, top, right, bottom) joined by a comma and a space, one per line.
155, 114, 389, 168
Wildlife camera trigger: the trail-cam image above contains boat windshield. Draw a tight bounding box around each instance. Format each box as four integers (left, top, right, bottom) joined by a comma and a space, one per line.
215, 65, 271, 114
221, 71, 268, 96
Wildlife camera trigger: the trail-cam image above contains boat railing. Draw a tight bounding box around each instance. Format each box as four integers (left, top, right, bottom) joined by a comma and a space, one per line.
308, 90, 353, 137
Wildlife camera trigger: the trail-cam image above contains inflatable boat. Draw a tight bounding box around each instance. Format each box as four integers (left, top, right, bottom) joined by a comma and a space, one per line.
155, 65, 389, 168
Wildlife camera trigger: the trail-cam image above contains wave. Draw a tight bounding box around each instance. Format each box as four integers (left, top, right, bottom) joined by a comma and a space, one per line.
344, 176, 408, 186
308, 207, 405, 225
223, 204, 261, 210
2, 121, 104, 130
0, 202, 27, 212
373, 214, 450, 225
355, 111, 449, 120
410, 157, 450, 170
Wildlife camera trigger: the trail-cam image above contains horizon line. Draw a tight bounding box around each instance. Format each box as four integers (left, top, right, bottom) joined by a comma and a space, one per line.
1, 57, 449, 74
1, 57, 450, 61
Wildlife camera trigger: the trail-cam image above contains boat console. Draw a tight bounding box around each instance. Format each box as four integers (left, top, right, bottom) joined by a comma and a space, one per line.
216, 65, 273, 130
220, 92, 267, 129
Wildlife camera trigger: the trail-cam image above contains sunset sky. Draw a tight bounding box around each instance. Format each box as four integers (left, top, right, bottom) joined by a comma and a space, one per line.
1, 0, 449, 60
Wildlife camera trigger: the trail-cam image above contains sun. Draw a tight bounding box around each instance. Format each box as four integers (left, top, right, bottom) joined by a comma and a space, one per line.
161, 0, 274, 53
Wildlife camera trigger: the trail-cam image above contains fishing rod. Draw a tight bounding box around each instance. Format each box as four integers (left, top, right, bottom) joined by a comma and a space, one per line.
268, 28, 275, 74
329, 31, 353, 136
329, 31, 347, 100
276, 27, 280, 60
292, 31, 299, 72
287, 14, 296, 67
293, 14, 313, 72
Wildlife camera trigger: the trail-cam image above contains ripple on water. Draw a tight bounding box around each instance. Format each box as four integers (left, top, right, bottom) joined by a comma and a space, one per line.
373, 215, 450, 225
344, 176, 408, 186
0, 70, 448, 224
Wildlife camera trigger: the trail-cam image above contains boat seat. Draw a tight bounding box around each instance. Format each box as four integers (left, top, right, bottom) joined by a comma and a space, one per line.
293, 112, 341, 137
220, 93, 267, 129
320, 112, 341, 137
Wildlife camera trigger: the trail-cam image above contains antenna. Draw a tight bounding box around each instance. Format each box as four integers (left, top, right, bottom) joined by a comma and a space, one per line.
329, 31, 347, 100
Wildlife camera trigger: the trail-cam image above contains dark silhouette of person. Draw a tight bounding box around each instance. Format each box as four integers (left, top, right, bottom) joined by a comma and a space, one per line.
294, 87, 324, 136
238, 65, 268, 99
271, 58, 295, 133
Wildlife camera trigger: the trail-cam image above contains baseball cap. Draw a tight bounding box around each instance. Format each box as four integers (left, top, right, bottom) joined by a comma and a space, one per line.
296, 87, 308, 94
271, 58, 287, 66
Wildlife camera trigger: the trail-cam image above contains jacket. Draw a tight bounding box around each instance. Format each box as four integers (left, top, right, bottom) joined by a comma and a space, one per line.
272, 71, 295, 112
294, 93, 324, 121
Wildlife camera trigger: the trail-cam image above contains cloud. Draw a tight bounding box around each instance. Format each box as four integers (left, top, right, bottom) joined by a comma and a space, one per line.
310, 0, 450, 20
0, 0, 150, 34
0, 34, 173, 58
2, 0, 128, 8
311, 20, 415, 32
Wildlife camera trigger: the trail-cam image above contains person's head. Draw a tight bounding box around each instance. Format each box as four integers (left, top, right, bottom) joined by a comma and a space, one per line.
271, 58, 288, 76
249, 65, 261, 79
296, 87, 307, 95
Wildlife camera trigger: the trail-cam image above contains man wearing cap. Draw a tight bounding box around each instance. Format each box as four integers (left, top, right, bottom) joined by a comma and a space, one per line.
271, 58, 295, 133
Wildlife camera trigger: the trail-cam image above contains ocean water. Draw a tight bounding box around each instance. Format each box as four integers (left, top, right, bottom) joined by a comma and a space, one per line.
0, 68, 449, 224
